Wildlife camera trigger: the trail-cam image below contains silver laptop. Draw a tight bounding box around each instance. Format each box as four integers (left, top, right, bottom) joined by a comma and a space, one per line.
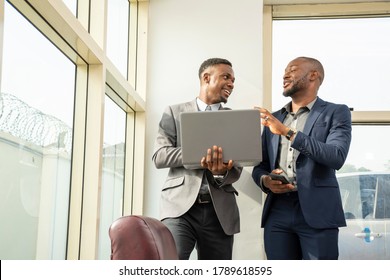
180, 109, 262, 169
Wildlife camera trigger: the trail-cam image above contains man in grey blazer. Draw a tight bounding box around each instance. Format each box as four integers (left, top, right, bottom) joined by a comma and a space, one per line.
152, 58, 243, 260
252, 57, 352, 259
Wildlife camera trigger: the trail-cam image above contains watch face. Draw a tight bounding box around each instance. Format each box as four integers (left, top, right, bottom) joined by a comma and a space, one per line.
286, 129, 295, 140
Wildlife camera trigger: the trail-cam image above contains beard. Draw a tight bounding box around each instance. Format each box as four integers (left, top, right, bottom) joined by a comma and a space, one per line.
220, 96, 228, 103
283, 73, 308, 97
283, 83, 299, 97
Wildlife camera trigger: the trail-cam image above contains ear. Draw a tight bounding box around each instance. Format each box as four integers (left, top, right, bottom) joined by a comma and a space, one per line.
309, 70, 319, 81
202, 72, 210, 84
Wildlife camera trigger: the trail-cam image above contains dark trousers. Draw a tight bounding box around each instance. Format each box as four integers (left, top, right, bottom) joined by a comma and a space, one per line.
264, 192, 339, 260
163, 202, 233, 260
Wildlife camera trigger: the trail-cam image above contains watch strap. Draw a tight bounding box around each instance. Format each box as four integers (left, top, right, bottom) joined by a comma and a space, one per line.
286, 128, 297, 140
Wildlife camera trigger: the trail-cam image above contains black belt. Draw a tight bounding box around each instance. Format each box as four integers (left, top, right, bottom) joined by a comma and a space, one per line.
275, 191, 299, 199
197, 193, 212, 204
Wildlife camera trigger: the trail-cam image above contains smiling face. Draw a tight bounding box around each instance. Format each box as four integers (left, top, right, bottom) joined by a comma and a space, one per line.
200, 63, 235, 104
282, 57, 324, 99
282, 58, 312, 98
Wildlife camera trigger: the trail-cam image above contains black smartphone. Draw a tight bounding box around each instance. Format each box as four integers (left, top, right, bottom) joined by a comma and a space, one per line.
269, 173, 290, 184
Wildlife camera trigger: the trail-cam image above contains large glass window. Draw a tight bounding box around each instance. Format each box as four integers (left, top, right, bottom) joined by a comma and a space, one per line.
337, 125, 390, 258
106, 0, 129, 78
0, 2, 75, 259
98, 95, 126, 260
340, 125, 390, 173
0, 0, 145, 260
272, 18, 390, 112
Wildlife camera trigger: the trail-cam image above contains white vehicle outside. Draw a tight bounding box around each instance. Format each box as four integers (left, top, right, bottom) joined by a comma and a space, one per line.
337, 172, 390, 259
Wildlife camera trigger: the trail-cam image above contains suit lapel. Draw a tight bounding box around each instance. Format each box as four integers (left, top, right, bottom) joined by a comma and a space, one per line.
303, 98, 326, 135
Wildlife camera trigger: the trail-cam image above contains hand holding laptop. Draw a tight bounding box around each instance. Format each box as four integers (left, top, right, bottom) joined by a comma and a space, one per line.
200, 145, 234, 175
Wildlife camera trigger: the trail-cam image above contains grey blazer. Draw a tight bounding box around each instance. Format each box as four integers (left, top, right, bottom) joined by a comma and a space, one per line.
152, 99, 242, 235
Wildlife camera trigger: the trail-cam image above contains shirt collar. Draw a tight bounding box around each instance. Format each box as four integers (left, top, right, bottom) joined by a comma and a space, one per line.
196, 98, 221, 111
281, 97, 317, 114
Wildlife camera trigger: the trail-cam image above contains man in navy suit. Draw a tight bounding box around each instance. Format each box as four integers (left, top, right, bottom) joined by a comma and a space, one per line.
252, 57, 352, 260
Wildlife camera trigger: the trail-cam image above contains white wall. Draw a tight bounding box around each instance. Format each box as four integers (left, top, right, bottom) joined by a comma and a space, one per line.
144, 0, 265, 259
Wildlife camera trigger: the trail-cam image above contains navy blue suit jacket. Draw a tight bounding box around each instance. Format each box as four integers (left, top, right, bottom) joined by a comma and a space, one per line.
252, 98, 352, 229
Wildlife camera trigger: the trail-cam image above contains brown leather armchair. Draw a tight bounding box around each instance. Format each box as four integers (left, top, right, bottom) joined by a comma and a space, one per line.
109, 215, 178, 260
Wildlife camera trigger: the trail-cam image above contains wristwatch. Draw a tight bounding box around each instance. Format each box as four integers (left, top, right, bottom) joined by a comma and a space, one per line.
285, 128, 297, 141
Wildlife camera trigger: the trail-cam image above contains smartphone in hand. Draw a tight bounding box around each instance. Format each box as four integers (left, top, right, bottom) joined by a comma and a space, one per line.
268, 173, 291, 184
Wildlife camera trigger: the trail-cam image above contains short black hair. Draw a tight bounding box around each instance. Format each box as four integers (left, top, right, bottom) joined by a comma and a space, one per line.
198, 58, 232, 79
297, 56, 325, 85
